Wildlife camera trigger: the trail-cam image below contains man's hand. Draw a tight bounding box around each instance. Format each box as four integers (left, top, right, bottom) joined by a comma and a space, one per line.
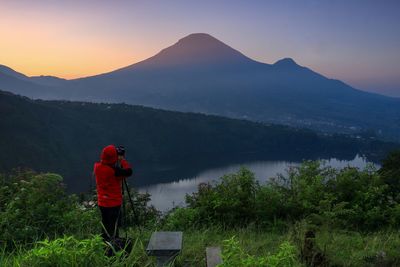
114, 165, 133, 177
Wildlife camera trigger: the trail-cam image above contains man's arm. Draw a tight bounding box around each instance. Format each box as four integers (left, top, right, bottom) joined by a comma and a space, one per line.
114, 159, 133, 177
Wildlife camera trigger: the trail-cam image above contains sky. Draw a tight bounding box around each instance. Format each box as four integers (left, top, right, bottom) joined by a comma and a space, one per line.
1, 0, 399, 97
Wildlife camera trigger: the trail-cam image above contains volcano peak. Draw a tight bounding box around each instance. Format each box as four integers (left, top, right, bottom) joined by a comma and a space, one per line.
138, 33, 253, 67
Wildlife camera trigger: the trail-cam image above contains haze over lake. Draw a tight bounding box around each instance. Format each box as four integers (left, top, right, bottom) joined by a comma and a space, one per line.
136, 154, 377, 211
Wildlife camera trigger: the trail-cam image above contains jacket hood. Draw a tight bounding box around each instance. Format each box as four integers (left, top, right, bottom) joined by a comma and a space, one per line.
100, 145, 118, 165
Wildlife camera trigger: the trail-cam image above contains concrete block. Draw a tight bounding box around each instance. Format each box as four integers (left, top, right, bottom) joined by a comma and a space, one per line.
147, 231, 183, 266
206, 246, 223, 267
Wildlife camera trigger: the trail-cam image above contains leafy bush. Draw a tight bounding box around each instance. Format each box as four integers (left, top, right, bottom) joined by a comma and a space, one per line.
279, 161, 335, 218
62, 196, 100, 238
163, 207, 200, 230
175, 154, 400, 230
185, 167, 258, 227
254, 185, 287, 227
324, 166, 391, 229
379, 150, 400, 201
0, 170, 99, 249
273, 162, 399, 230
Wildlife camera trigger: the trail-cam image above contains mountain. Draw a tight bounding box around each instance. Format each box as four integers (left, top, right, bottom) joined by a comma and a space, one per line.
0, 90, 396, 192
0, 64, 28, 80
121, 33, 254, 67
30, 75, 67, 87
0, 71, 55, 99
0, 64, 66, 98
1, 33, 400, 141
69, 34, 400, 141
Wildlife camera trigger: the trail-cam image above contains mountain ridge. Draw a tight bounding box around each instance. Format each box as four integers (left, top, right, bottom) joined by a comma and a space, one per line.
0, 33, 399, 141
0, 64, 29, 80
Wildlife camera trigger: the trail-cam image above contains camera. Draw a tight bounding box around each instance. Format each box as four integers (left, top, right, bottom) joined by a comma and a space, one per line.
116, 145, 125, 156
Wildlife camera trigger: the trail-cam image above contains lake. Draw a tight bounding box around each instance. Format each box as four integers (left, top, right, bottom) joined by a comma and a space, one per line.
135, 154, 378, 212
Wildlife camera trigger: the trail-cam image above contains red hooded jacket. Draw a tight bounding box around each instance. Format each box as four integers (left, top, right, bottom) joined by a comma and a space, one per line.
94, 145, 132, 207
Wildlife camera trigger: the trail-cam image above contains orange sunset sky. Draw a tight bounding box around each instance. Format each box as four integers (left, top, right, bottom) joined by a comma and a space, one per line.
1, 0, 399, 96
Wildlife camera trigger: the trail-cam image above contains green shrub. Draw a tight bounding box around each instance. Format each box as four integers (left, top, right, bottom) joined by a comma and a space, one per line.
0, 171, 99, 249
0, 171, 69, 246
62, 198, 100, 238
254, 185, 287, 227
379, 150, 400, 201
266, 161, 336, 221
186, 167, 258, 227
163, 207, 200, 230
263, 161, 399, 230
325, 165, 392, 230
182, 157, 400, 230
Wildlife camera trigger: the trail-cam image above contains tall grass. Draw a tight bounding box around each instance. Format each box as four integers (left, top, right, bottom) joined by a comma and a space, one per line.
316, 228, 400, 266
1, 226, 400, 266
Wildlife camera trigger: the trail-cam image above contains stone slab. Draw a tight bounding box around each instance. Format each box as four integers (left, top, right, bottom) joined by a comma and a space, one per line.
206, 246, 223, 267
146, 231, 183, 256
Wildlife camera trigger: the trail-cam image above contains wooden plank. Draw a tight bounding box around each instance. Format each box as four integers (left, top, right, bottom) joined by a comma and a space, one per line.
206, 246, 223, 267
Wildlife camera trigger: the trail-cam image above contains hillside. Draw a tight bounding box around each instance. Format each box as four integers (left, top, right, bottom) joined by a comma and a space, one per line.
0, 90, 396, 192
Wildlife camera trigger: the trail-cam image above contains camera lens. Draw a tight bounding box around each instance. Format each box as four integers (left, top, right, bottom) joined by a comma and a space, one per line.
116, 146, 125, 156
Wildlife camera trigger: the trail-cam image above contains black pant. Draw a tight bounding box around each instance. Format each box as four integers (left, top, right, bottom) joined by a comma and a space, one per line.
99, 205, 121, 240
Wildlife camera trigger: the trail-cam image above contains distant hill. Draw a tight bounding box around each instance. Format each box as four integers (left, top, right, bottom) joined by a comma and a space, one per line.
0, 90, 396, 192
0, 64, 65, 98
1, 33, 399, 141
29, 75, 67, 87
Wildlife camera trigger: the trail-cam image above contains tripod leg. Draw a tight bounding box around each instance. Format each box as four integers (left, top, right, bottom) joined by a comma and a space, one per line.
122, 181, 126, 228
123, 179, 139, 226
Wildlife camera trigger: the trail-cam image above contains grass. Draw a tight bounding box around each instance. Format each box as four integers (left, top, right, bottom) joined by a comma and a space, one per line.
316, 228, 400, 266
171, 226, 288, 266
126, 225, 400, 266
1, 226, 400, 266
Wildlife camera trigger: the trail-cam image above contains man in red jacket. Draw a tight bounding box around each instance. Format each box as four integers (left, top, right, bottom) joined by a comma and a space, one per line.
94, 145, 132, 241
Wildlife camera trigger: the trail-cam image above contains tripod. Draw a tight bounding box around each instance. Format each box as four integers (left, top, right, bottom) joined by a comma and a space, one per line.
121, 178, 139, 227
